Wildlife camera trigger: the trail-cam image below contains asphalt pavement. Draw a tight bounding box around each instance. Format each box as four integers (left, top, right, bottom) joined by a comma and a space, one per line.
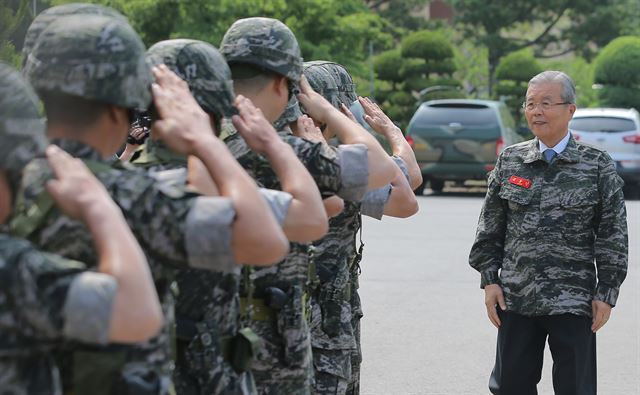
358, 189, 639, 395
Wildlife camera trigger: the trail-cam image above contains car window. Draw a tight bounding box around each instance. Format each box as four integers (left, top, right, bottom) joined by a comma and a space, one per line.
569, 116, 636, 133
415, 104, 499, 127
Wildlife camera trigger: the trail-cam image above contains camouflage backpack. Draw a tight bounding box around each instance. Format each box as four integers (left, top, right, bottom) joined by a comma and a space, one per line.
24, 14, 152, 110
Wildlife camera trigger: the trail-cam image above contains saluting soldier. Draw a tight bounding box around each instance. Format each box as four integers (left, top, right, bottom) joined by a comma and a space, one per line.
16, 11, 288, 394
0, 63, 162, 394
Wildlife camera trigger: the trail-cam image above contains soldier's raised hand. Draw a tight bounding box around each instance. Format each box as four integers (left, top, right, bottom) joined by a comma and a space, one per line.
359, 96, 401, 137
150, 65, 214, 155
291, 115, 325, 143
45, 145, 116, 221
231, 94, 279, 155
296, 75, 335, 124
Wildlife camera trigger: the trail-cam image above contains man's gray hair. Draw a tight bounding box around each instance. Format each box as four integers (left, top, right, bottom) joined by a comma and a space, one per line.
528, 70, 576, 104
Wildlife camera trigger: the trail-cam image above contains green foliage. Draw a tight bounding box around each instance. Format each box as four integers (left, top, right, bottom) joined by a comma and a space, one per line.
450, 0, 634, 95
374, 29, 458, 128
401, 30, 453, 60
0, 40, 23, 68
494, 49, 541, 125
543, 56, 598, 108
593, 36, 640, 109
495, 50, 541, 83
598, 86, 640, 110
594, 36, 640, 86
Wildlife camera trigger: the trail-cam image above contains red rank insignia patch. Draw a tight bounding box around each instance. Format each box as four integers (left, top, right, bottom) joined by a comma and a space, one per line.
509, 175, 532, 189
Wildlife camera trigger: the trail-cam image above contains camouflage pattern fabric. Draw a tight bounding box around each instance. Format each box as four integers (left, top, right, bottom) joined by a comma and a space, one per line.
312, 62, 357, 107
146, 39, 237, 119
0, 235, 87, 395
0, 64, 46, 180
469, 136, 628, 317
223, 125, 368, 394
21, 2, 127, 64
220, 17, 303, 86
273, 96, 303, 131
302, 63, 341, 109
24, 15, 152, 110
13, 139, 238, 395
132, 139, 293, 395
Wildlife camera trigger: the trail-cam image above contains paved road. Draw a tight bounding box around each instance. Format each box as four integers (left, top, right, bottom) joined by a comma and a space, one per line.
358, 191, 639, 395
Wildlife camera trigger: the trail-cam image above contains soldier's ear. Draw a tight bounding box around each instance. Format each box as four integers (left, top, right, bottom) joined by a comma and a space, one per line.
273, 75, 289, 99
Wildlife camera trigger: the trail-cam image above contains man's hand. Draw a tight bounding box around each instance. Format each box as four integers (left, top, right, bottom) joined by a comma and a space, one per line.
296, 75, 335, 124
484, 284, 507, 328
150, 65, 214, 155
45, 145, 115, 220
359, 96, 401, 137
591, 300, 612, 332
231, 95, 280, 155
291, 115, 325, 143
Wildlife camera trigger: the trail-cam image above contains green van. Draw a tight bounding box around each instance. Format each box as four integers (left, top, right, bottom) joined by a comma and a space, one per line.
407, 99, 524, 194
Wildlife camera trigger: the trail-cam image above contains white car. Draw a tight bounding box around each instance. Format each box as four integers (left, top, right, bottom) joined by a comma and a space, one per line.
569, 108, 640, 196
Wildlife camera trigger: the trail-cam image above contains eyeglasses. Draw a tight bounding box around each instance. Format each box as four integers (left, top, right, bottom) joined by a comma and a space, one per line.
522, 101, 570, 112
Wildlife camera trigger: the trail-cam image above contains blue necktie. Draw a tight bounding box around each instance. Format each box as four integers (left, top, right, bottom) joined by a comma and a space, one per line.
543, 149, 556, 163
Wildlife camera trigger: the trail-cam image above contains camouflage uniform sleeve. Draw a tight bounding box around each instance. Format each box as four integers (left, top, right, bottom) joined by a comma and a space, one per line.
10, 247, 92, 341
335, 143, 369, 202
361, 156, 410, 220
259, 188, 293, 226
118, 170, 237, 273
593, 153, 628, 306
468, 154, 507, 288
62, 271, 117, 344
183, 196, 236, 272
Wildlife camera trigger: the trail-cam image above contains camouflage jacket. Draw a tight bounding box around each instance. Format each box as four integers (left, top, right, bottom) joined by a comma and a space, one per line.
310, 156, 409, 351
0, 234, 117, 395
132, 138, 292, 395
11, 139, 238, 394
224, 126, 369, 294
469, 136, 628, 317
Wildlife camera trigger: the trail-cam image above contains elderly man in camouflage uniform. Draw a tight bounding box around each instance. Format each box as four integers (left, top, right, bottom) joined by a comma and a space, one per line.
469, 70, 628, 395
219, 17, 398, 394
297, 62, 421, 395
16, 11, 289, 394
134, 38, 328, 395
0, 64, 163, 394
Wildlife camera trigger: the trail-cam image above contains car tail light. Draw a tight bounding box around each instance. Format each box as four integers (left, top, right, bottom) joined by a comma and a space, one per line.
495, 137, 504, 155
406, 135, 415, 150
572, 133, 581, 141
622, 134, 640, 144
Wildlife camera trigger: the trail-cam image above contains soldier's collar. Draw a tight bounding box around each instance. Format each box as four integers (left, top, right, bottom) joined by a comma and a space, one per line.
555, 134, 580, 163
522, 139, 543, 164
51, 138, 104, 162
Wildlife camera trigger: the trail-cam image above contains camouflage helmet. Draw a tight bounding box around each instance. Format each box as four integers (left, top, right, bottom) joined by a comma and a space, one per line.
0, 63, 47, 176
24, 14, 152, 110
274, 95, 303, 131
146, 39, 237, 119
22, 3, 127, 68
317, 62, 357, 106
220, 17, 303, 85
303, 61, 341, 109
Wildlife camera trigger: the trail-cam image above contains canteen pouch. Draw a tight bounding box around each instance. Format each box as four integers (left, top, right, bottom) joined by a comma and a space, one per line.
230, 327, 261, 373
277, 285, 309, 368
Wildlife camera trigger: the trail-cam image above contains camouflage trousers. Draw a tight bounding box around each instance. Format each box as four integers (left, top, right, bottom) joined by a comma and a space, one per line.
173, 335, 256, 395
312, 349, 352, 395
249, 309, 313, 395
